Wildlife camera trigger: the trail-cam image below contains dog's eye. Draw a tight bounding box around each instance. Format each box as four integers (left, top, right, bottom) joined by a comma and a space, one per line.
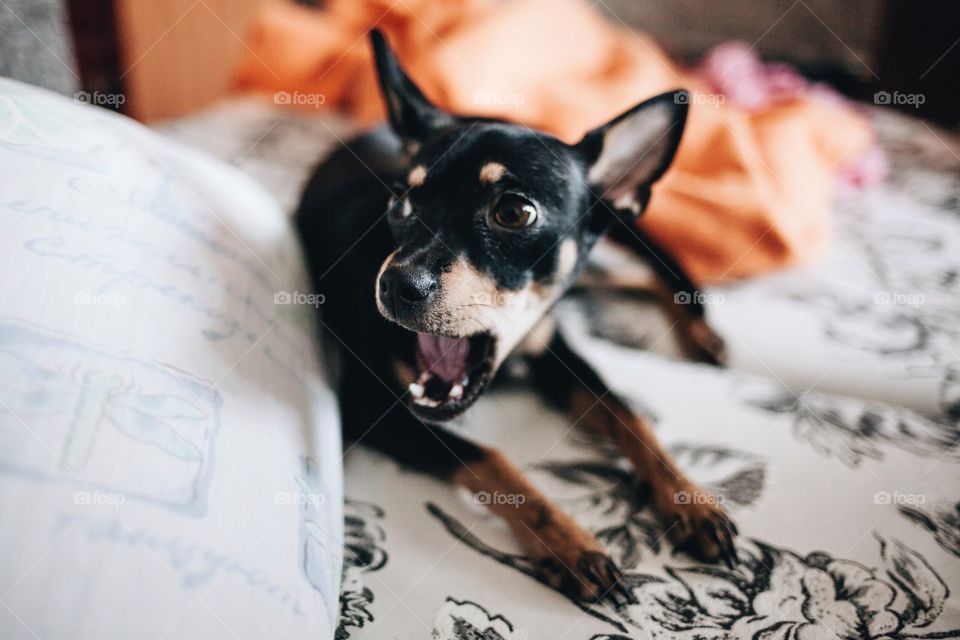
388, 195, 413, 220
493, 194, 538, 229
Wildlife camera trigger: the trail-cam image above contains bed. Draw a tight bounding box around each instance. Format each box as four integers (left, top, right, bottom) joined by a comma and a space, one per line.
0, 77, 957, 639
160, 95, 960, 639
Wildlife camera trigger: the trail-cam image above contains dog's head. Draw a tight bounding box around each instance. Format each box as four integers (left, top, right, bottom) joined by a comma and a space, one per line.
369, 30, 687, 421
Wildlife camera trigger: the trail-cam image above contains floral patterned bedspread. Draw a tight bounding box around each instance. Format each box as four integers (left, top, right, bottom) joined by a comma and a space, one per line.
161, 100, 960, 640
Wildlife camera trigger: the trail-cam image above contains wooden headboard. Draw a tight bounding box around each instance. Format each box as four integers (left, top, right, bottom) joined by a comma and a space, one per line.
111, 0, 269, 122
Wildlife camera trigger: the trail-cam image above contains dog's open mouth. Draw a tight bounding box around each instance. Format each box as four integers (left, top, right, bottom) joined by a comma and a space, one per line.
407, 332, 495, 420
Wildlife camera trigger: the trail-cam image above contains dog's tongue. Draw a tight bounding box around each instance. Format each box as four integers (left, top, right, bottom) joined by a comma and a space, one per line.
417, 333, 469, 381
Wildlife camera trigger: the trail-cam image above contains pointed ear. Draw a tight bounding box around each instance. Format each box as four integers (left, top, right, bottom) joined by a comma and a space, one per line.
370, 29, 454, 148
576, 91, 688, 214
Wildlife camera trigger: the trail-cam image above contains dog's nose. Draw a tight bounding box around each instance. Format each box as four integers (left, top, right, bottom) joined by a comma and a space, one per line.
380, 265, 439, 312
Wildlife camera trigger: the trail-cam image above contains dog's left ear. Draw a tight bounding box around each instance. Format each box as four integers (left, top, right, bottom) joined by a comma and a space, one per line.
575, 90, 689, 214
371, 29, 454, 148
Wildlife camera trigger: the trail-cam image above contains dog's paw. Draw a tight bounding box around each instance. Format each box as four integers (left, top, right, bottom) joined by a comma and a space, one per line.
534, 549, 636, 606
519, 506, 636, 605
682, 320, 728, 367
659, 488, 739, 568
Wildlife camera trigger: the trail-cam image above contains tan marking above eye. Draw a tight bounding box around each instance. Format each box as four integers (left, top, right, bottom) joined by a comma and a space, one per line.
479, 162, 507, 184
408, 165, 427, 187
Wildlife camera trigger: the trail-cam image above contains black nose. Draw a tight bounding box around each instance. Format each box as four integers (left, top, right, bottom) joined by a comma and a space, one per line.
379, 265, 439, 313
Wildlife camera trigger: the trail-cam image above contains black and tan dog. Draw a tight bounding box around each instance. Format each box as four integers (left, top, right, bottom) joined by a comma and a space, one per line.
296, 30, 737, 604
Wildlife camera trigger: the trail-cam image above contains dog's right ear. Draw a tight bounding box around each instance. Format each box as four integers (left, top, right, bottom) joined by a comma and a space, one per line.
371, 29, 453, 149
575, 91, 688, 216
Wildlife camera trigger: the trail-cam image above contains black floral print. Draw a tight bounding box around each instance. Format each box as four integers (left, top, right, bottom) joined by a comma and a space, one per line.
336, 499, 388, 639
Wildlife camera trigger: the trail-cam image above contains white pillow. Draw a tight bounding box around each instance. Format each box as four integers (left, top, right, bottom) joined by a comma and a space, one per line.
0, 79, 342, 639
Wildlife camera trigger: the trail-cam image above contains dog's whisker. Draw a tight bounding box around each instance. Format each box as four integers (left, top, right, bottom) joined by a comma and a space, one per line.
456, 303, 497, 310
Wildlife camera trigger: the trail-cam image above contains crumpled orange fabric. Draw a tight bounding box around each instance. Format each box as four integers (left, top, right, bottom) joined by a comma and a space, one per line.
233, 0, 874, 283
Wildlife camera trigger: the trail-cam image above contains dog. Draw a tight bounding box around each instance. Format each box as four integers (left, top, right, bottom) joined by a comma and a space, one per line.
296, 30, 737, 604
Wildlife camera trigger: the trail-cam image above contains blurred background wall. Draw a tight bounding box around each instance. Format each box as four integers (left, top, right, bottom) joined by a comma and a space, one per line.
599, 0, 887, 73
598, 0, 957, 127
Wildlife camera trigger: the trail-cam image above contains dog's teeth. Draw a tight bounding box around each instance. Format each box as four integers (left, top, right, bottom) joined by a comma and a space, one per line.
448, 384, 463, 400
408, 382, 425, 398
413, 396, 439, 407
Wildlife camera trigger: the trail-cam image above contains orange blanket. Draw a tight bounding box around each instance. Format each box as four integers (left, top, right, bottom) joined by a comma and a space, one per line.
234, 0, 873, 282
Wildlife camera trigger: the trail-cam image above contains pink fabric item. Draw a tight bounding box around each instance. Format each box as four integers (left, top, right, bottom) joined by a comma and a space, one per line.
696, 41, 808, 110
696, 41, 887, 189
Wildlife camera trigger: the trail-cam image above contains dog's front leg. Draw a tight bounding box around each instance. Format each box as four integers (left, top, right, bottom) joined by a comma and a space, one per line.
454, 446, 635, 604
353, 402, 634, 604
527, 330, 739, 567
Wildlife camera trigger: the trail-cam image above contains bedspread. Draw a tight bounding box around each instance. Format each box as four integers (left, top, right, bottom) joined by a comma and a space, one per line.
159, 97, 960, 640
